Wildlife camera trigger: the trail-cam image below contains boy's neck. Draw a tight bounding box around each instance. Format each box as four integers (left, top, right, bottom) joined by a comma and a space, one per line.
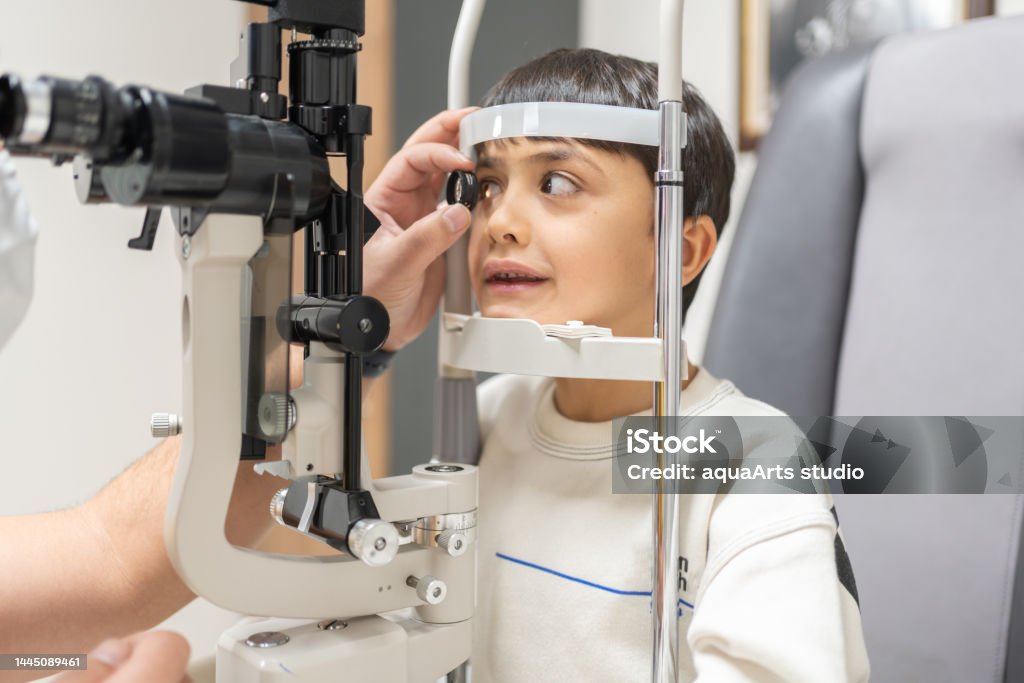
552, 360, 698, 423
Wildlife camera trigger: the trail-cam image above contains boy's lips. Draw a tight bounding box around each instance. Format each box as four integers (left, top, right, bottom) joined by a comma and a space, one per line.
482, 259, 550, 294
485, 279, 549, 295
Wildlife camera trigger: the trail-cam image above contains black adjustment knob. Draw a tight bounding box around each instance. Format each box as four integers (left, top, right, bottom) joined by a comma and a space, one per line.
278, 294, 389, 354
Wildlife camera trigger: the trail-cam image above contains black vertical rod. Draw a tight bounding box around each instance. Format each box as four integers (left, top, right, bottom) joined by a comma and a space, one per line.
345, 138, 364, 295
304, 227, 317, 296
319, 253, 341, 297
342, 132, 365, 489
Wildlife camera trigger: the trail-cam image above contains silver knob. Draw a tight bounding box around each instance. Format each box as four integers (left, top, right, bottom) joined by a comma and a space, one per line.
258, 393, 296, 440
245, 631, 289, 648
347, 518, 399, 567
406, 575, 447, 605
150, 413, 181, 437
269, 488, 289, 526
436, 529, 468, 557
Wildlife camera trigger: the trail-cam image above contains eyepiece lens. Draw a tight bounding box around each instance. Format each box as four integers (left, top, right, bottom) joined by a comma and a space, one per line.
0, 76, 17, 138
446, 171, 479, 210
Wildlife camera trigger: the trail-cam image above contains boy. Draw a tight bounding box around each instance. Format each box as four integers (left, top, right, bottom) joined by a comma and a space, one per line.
365, 48, 869, 681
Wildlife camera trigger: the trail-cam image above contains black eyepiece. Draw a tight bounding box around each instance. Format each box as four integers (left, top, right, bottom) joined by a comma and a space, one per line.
446, 170, 479, 210
0, 75, 25, 140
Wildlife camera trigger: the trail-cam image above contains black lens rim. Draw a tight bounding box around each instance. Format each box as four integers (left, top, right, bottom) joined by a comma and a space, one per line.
0, 75, 26, 140
445, 170, 479, 210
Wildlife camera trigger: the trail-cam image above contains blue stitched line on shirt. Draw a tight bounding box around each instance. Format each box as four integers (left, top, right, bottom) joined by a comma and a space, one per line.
496, 552, 695, 609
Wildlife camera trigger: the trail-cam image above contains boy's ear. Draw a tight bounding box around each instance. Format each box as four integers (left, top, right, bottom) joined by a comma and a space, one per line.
681, 215, 717, 287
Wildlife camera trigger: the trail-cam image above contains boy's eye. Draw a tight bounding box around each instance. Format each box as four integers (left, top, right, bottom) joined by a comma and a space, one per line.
480, 179, 503, 200
541, 173, 578, 197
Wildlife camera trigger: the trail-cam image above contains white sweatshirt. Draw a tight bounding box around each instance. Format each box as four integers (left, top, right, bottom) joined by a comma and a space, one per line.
471, 367, 869, 682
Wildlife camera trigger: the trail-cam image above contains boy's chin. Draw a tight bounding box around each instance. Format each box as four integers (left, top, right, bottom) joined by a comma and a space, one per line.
479, 306, 578, 327
479, 304, 549, 323
479, 308, 534, 321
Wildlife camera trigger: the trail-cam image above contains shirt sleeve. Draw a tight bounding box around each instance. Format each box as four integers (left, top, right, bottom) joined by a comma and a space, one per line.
687, 504, 870, 683
0, 149, 38, 349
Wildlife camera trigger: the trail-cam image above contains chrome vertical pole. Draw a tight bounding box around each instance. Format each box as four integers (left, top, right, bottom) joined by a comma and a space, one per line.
652, 1, 685, 681
435, 0, 486, 469
441, 4, 487, 682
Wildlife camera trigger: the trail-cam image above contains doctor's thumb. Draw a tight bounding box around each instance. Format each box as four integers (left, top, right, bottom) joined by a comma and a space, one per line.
398, 204, 471, 273
441, 203, 471, 234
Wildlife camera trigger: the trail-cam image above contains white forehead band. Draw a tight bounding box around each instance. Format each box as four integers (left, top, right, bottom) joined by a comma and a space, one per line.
458, 102, 686, 160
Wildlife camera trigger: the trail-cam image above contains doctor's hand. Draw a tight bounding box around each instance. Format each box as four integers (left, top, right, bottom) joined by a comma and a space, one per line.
363, 107, 477, 352
54, 631, 190, 683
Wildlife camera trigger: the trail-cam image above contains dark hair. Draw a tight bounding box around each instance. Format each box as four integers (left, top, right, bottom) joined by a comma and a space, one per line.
480, 48, 736, 319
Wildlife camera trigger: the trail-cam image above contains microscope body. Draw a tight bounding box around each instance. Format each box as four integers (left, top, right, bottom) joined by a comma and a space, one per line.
170, 213, 476, 682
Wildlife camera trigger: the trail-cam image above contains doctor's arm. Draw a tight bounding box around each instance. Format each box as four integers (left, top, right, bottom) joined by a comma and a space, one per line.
0, 434, 287, 665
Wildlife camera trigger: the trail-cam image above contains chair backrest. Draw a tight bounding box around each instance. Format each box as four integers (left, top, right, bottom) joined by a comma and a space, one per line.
705, 16, 1024, 682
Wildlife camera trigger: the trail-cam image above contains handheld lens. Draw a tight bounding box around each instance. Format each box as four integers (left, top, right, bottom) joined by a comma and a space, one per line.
446, 170, 479, 210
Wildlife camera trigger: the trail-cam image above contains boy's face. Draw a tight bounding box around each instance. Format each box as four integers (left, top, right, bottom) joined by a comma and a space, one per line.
467, 138, 658, 337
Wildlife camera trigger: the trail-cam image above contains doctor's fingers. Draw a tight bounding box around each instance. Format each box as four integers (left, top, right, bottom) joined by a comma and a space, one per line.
374, 142, 474, 197
57, 631, 191, 683
105, 631, 190, 683
401, 107, 478, 149
375, 203, 471, 276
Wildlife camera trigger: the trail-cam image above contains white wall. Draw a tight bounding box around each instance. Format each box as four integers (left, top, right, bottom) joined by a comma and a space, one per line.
999, 0, 1024, 14
0, 0, 247, 663
580, 0, 756, 363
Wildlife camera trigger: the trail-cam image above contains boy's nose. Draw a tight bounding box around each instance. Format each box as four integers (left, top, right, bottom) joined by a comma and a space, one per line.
486, 191, 531, 246
493, 229, 523, 244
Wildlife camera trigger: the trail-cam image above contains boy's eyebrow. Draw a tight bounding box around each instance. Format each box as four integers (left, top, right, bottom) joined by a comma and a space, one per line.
476, 144, 605, 175
526, 147, 605, 175
476, 153, 501, 170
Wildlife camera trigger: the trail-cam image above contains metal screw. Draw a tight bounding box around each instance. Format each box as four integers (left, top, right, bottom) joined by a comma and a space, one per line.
317, 619, 347, 631
150, 413, 181, 438
436, 529, 468, 557
245, 632, 290, 648
181, 235, 191, 259
359, 318, 373, 333
259, 91, 270, 103
348, 519, 399, 567
235, 78, 246, 89
269, 488, 288, 526
406, 575, 447, 605
425, 464, 463, 473
258, 393, 297, 439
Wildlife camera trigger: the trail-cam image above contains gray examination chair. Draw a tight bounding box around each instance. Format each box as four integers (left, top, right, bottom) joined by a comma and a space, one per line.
704, 15, 1024, 683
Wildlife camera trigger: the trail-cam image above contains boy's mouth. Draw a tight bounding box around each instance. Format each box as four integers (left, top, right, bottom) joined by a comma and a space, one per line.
482, 260, 550, 294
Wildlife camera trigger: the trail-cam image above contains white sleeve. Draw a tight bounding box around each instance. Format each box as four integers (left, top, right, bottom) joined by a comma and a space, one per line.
0, 149, 38, 349
0, 150, 37, 243
687, 508, 870, 683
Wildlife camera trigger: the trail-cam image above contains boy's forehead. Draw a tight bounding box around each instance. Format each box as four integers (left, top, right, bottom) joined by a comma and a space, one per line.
475, 137, 603, 170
